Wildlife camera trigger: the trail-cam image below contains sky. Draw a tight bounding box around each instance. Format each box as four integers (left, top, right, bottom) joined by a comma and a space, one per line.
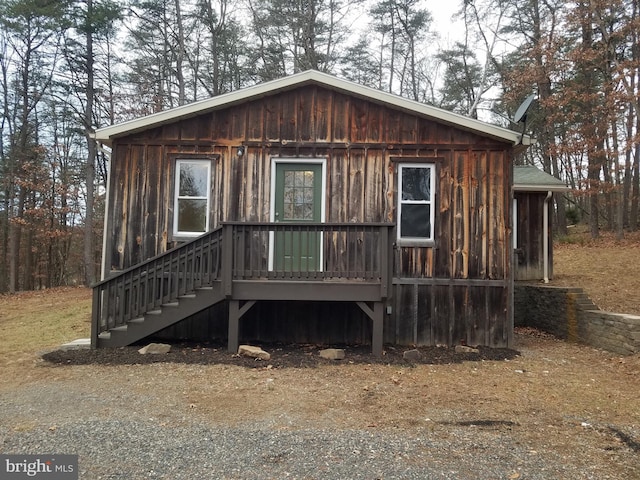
430, 2, 465, 46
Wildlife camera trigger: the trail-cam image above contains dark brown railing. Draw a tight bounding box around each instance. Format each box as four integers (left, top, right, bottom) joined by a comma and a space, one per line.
92, 222, 393, 346
91, 227, 225, 346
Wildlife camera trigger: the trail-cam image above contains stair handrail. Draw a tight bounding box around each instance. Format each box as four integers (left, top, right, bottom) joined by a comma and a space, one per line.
91, 225, 224, 289
91, 226, 225, 346
92, 222, 395, 348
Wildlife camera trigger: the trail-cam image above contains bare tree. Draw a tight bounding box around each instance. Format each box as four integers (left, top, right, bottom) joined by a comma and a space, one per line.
0, 0, 66, 292
246, 0, 356, 78
64, 0, 121, 285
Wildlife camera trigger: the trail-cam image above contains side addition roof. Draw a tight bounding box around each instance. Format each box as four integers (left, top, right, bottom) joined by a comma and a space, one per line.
513, 165, 570, 192
94, 70, 531, 147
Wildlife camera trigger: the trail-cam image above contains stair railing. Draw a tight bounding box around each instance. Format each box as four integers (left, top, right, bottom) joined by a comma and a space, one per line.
91, 226, 224, 346
92, 222, 394, 347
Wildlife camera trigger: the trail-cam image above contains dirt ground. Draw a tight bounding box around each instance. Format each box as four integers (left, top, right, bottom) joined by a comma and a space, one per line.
3, 328, 640, 478
1, 231, 639, 477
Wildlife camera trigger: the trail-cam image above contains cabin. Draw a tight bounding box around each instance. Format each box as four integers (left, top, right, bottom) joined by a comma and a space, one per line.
513, 165, 570, 282
91, 70, 532, 356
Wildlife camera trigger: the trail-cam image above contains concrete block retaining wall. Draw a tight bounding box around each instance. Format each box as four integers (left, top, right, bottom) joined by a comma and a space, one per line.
514, 284, 640, 356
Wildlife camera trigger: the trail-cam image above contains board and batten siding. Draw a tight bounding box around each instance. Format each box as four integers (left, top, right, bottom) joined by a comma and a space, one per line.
514, 191, 552, 281
105, 84, 513, 347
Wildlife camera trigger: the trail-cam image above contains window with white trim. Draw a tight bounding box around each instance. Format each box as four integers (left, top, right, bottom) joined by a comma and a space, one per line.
398, 163, 435, 242
173, 159, 211, 236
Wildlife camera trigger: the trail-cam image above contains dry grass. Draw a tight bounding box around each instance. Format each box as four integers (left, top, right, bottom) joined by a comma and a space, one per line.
552, 227, 640, 315
0, 264, 639, 477
0, 287, 91, 383
0, 287, 91, 353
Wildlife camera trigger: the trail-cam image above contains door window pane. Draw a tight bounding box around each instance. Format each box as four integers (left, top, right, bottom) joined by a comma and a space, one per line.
283, 169, 315, 220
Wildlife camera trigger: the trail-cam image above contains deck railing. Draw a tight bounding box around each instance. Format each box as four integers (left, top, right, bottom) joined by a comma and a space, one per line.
91, 227, 225, 345
92, 222, 394, 345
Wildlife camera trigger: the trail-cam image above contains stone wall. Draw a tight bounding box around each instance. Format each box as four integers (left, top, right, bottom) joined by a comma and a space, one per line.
514, 284, 640, 356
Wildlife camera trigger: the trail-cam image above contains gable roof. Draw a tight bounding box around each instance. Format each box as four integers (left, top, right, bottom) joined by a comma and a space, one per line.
94, 70, 531, 147
513, 165, 570, 192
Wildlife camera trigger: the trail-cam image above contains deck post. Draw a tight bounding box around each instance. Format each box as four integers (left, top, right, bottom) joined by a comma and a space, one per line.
372, 301, 384, 357
228, 299, 240, 353
356, 300, 385, 357
379, 226, 389, 299
222, 224, 233, 297
91, 287, 101, 348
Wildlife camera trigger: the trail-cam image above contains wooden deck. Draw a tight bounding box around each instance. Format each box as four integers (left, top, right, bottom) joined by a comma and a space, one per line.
92, 223, 394, 355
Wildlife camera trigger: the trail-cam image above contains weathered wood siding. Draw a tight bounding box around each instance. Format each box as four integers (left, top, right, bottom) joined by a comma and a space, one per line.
514, 191, 552, 281
105, 84, 514, 347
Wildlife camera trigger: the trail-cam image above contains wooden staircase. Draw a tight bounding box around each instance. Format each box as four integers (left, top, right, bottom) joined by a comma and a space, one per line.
96, 286, 226, 347
92, 227, 227, 348
92, 222, 393, 355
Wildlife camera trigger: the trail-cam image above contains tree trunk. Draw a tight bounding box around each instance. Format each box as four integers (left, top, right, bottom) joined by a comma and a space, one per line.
174, 0, 186, 106
24, 189, 36, 291
84, 0, 96, 286
0, 185, 8, 292
623, 103, 634, 228
9, 188, 26, 293
610, 113, 624, 240
631, 132, 640, 231
578, 1, 601, 239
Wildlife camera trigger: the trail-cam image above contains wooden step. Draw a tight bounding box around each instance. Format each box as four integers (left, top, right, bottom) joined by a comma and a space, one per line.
97, 284, 226, 348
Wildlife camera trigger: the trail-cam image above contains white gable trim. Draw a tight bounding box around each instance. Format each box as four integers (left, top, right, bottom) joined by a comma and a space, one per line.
94, 70, 529, 146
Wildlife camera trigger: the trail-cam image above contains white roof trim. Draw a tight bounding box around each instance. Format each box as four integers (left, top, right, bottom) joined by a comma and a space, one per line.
513, 184, 570, 192
95, 70, 530, 146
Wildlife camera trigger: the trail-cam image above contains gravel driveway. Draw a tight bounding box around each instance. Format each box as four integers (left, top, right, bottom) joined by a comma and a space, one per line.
1, 419, 575, 479
1, 332, 638, 479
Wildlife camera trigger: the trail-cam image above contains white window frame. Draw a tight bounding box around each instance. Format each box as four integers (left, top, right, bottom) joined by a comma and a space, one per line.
173, 159, 211, 237
397, 163, 436, 244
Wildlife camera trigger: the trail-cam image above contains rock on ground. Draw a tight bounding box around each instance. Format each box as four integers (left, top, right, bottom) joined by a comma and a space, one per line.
138, 343, 171, 354
403, 349, 423, 362
319, 348, 345, 360
238, 345, 271, 360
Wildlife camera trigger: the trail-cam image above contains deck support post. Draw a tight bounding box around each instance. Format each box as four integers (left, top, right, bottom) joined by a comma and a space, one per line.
228, 300, 257, 353
357, 301, 384, 357
372, 302, 384, 357
91, 287, 101, 349
228, 300, 240, 353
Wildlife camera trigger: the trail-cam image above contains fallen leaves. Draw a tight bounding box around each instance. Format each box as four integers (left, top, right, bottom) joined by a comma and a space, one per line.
554, 230, 640, 316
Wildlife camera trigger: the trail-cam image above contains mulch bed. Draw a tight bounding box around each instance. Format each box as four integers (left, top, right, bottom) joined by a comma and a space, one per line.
42, 342, 519, 368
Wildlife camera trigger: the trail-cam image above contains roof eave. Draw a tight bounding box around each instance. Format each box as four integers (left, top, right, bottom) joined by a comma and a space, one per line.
513, 184, 571, 192
94, 70, 529, 147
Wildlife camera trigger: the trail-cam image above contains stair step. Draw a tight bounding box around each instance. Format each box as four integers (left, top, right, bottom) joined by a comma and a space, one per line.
97, 280, 226, 348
